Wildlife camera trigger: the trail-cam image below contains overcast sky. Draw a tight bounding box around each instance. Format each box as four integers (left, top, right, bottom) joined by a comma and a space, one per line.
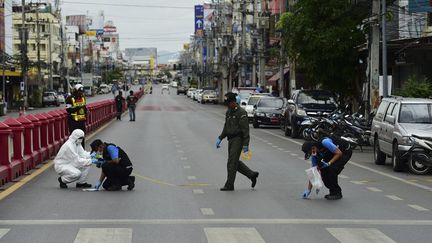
61, 0, 204, 53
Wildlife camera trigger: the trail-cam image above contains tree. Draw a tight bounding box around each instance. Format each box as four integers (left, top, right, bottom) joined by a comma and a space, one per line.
394, 76, 432, 98
278, 0, 368, 97
102, 67, 123, 84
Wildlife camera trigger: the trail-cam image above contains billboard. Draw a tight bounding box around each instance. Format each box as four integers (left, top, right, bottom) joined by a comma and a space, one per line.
195, 5, 204, 37
408, 0, 432, 13
66, 15, 87, 34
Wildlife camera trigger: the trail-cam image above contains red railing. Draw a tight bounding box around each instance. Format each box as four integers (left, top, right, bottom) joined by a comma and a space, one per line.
0, 89, 144, 187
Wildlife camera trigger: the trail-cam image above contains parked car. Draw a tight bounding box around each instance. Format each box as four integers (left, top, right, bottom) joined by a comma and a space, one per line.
42, 91, 60, 107
252, 97, 286, 128
245, 93, 271, 121
56, 92, 66, 104
177, 85, 188, 95
281, 90, 338, 138
233, 87, 256, 109
187, 88, 196, 98
371, 96, 432, 174
199, 90, 218, 104
193, 89, 203, 101
98, 84, 110, 94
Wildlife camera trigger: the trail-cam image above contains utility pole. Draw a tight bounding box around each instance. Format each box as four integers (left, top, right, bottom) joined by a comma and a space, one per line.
48, 28, 53, 90
239, 0, 246, 87
278, 0, 284, 97
36, 1, 42, 88
252, 0, 258, 87
381, 0, 388, 97
288, 0, 295, 97
259, 1, 267, 89
369, 0, 380, 112
21, 0, 28, 107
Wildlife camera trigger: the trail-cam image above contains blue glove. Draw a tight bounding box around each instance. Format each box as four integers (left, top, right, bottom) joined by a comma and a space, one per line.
216, 138, 222, 148
91, 158, 99, 164
95, 181, 102, 190
242, 146, 249, 153
90, 151, 97, 160
320, 161, 330, 168
302, 189, 311, 199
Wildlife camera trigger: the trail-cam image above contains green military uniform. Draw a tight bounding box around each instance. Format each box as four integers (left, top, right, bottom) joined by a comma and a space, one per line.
219, 104, 256, 189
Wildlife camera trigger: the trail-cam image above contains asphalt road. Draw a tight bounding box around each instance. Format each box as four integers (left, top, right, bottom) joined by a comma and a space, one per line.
0, 84, 431, 243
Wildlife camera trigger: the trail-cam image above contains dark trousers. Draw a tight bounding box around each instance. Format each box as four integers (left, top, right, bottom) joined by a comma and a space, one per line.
116, 105, 123, 120
68, 120, 86, 147
102, 163, 133, 189
225, 137, 255, 188
128, 106, 136, 121
320, 149, 352, 195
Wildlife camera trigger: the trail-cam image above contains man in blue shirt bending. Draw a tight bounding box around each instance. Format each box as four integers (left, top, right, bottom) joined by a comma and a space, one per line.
90, 139, 135, 191
301, 137, 352, 200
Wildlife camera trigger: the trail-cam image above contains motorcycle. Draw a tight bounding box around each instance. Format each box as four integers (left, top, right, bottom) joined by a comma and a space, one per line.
405, 134, 432, 175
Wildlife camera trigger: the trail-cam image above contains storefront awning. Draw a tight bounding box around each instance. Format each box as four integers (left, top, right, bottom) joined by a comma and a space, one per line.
268, 68, 289, 83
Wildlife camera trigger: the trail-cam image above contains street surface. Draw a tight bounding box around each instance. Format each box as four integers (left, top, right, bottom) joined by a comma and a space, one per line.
0, 84, 431, 242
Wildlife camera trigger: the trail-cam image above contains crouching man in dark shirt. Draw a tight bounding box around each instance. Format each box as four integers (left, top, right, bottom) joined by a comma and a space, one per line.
90, 139, 135, 191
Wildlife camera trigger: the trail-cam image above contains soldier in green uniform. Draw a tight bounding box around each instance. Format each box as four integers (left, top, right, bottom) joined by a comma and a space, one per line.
216, 92, 259, 191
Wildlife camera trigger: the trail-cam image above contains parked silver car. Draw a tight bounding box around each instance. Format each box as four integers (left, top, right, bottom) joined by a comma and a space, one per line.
371, 96, 432, 174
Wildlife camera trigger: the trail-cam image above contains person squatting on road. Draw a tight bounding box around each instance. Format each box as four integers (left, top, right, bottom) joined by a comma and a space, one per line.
216, 92, 259, 191
301, 137, 352, 200
66, 84, 87, 146
90, 139, 135, 191
115, 91, 125, 120
126, 90, 138, 121
54, 129, 93, 189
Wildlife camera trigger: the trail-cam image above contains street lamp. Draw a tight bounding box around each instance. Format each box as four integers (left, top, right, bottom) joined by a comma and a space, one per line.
42, 32, 53, 90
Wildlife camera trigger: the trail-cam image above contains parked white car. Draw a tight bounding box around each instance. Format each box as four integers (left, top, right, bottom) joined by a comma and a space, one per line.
245, 94, 271, 121
199, 90, 218, 104
187, 88, 196, 98
193, 89, 203, 101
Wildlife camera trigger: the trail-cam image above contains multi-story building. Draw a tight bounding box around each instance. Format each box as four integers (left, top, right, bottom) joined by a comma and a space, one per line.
12, 2, 62, 90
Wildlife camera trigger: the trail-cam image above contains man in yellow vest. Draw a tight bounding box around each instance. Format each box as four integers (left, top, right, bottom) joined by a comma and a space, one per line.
66, 84, 87, 146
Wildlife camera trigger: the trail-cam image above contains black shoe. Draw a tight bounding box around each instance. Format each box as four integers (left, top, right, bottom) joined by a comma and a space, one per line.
58, 177, 67, 189
251, 172, 259, 188
324, 194, 330, 199
106, 185, 122, 191
326, 194, 343, 200
220, 186, 234, 191
127, 176, 135, 191
76, 182, 92, 188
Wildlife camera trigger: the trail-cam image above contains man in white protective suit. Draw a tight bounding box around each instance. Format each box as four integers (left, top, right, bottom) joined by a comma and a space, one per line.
54, 129, 93, 189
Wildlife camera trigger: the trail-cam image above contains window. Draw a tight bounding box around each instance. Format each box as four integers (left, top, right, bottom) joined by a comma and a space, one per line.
399, 104, 432, 124
258, 98, 284, 108
297, 91, 337, 105
41, 44, 46, 52
375, 101, 389, 121
41, 25, 46, 33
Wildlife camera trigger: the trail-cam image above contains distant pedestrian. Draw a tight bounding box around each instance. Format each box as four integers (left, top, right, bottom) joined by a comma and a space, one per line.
111, 84, 117, 97
115, 91, 125, 120
216, 92, 259, 191
126, 90, 138, 121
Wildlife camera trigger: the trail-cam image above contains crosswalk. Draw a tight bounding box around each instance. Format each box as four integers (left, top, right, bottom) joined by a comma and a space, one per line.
0, 227, 398, 242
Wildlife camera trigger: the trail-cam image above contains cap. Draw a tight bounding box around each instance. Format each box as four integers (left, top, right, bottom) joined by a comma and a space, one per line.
301, 141, 318, 159
224, 92, 237, 103
90, 139, 103, 152
74, 84, 84, 91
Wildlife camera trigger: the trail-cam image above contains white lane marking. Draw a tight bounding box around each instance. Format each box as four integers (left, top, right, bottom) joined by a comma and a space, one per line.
73, 228, 132, 243
350, 181, 367, 185
252, 129, 432, 193
339, 175, 349, 179
188, 176, 196, 180
272, 145, 278, 148
201, 208, 215, 216
327, 228, 396, 243
366, 187, 383, 192
205, 227, 265, 243
284, 150, 291, 153
0, 229, 10, 239
177, 150, 184, 153
180, 157, 188, 161
277, 148, 284, 151
385, 195, 403, 201
267, 143, 273, 145
193, 189, 204, 194
290, 153, 298, 157
2, 218, 432, 226
408, 204, 430, 212
174, 140, 180, 143
262, 140, 268, 143
175, 145, 181, 148
183, 165, 191, 169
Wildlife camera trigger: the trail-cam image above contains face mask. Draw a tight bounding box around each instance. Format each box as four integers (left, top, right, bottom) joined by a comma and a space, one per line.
76, 138, 83, 145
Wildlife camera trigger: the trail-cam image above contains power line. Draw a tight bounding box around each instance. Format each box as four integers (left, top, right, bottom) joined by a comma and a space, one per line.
61, 1, 192, 10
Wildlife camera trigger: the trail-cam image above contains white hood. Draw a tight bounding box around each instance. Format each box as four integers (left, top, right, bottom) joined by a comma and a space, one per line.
399, 123, 432, 138
54, 129, 91, 169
